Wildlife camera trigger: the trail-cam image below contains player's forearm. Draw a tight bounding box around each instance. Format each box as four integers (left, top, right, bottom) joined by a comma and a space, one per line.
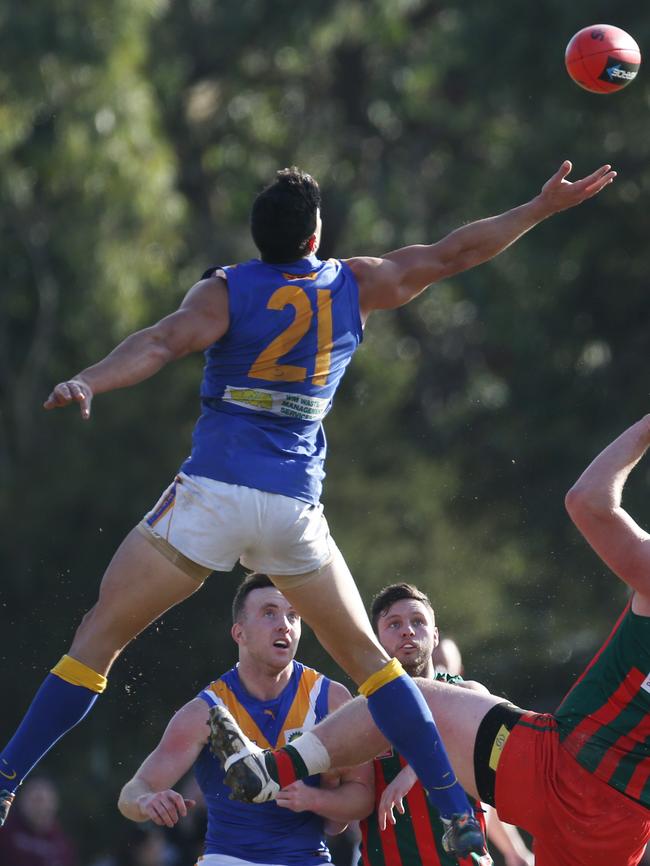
437, 194, 552, 275
486, 806, 530, 859
77, 328, 176, 396
118, 778, 153, 822
566, 415, 650, 515
310, 782, 374, 822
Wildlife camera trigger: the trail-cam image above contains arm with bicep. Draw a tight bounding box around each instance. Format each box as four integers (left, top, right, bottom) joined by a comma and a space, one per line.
353, 161, 615, 316
43, 276, 229, 419
565, 414, 650, 610
118, 698, 208, 827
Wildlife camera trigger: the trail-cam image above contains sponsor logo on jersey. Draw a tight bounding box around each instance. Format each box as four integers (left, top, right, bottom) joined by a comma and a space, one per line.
641, 672, 650, 695
224, 385, 330, 422
599, 57, 639, 83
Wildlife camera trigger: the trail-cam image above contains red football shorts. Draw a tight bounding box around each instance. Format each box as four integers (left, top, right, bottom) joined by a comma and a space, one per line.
495, 711, 650, 866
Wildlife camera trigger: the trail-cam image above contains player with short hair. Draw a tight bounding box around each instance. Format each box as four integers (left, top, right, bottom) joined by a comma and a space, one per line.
0, 161, 615, 857
118, 573, 374, 866
212, 415, 650, 866
364, 586, 532, 866
360, 582, 492, 865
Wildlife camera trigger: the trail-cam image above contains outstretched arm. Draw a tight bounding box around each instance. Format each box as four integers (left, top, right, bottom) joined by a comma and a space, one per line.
565, 415, 650, 615
349, 161, 616, 318
118, 698, 208, 826
43, 276, 229, 419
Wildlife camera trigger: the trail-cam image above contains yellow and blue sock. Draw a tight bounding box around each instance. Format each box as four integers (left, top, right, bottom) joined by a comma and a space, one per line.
360, 659, 472, 820
0, 656, 106, 793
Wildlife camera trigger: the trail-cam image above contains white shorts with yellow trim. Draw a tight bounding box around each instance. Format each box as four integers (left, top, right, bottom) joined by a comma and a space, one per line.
143, 472, 334, 576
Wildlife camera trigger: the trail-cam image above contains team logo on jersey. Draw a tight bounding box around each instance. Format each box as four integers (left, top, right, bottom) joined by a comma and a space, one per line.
285, 728, 305, 743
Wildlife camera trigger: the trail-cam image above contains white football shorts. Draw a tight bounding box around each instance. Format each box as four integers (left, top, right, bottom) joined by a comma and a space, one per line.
140, 472, 335, 578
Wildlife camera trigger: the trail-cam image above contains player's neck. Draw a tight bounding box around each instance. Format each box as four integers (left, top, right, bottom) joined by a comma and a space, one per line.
237, 657, 294, 701
405, 659, 435, 679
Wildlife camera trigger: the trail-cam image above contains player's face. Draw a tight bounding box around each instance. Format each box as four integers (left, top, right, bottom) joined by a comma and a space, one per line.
377, 598, 438, 677
237, 587, 301, 671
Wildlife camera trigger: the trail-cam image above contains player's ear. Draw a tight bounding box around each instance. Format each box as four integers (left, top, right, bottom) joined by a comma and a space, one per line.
231, 622, 243, 645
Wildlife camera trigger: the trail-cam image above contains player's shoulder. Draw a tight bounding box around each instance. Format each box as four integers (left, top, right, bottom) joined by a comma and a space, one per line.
343, 255, 387, 282
327, 679, 354, 712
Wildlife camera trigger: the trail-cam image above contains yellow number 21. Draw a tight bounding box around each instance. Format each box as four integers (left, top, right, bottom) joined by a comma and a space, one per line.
248, 285, 333, 385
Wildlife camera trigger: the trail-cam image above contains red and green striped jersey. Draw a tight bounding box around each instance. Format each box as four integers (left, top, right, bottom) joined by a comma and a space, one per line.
555, 603, 650, 807
358, 676, 492, 866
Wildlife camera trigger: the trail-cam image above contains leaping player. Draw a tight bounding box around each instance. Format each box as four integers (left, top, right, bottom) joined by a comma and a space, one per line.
0, 160, 615, 856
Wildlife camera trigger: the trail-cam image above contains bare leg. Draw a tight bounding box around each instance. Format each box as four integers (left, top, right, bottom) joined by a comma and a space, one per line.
272, 549, 391, 685
0, 527, 206, 807
271, 549, 490, 851
69, 527, 205, 673
305, 679, 506, 799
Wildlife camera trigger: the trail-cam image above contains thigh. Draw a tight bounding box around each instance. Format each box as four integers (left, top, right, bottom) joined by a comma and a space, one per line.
272, 545, 390, 685
70, 527, 205, 672
416, 679, 508, 800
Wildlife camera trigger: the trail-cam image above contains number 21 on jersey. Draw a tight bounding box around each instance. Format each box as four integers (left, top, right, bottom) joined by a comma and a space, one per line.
248, 285, 333, 385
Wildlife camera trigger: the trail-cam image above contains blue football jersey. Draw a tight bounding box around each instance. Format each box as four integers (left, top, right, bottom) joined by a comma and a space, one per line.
196, 661, 332, 865
180, 254, 363, 503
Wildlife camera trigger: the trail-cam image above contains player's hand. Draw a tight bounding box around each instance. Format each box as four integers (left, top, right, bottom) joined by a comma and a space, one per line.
377, 766, 416, 831
136, 790, 196, 827
43, 377, 93, 420
275, 780, 316, 813
538, 160, 616, 214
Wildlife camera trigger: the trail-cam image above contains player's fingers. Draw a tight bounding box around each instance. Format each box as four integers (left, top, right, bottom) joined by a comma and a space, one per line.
171, 792, 188, 818
69, 383, 92, 419
582, 163, 614, 184
149, 802, 171, 827
552, 159, 572, 183
396, 797, 405, 815
158, 799, 179, 827
581, 173, 617, 198
184, 798, 196, 811
51, 383, 74, 406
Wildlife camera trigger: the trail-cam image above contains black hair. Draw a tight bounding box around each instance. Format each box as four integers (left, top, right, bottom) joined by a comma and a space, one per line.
250, 167, 321, 263
232, 573, 275, 623
370, 583, 434, 635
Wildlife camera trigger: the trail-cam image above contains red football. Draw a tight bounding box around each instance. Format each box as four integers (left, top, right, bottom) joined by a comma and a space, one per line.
565, 24, 641, 93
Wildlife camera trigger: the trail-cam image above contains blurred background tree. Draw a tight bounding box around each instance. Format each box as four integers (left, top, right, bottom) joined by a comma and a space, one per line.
2, 0, 650, 861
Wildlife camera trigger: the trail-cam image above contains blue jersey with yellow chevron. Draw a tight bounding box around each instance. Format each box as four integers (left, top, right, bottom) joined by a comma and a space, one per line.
196, 660, 332, 865
180, 254, 363, 504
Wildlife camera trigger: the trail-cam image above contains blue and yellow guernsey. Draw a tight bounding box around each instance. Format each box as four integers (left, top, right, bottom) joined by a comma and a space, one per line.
181, 255, 363, 505
196, 661, 332, 865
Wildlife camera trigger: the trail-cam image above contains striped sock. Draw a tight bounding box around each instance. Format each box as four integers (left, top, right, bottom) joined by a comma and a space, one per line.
264, 731, 331, 787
